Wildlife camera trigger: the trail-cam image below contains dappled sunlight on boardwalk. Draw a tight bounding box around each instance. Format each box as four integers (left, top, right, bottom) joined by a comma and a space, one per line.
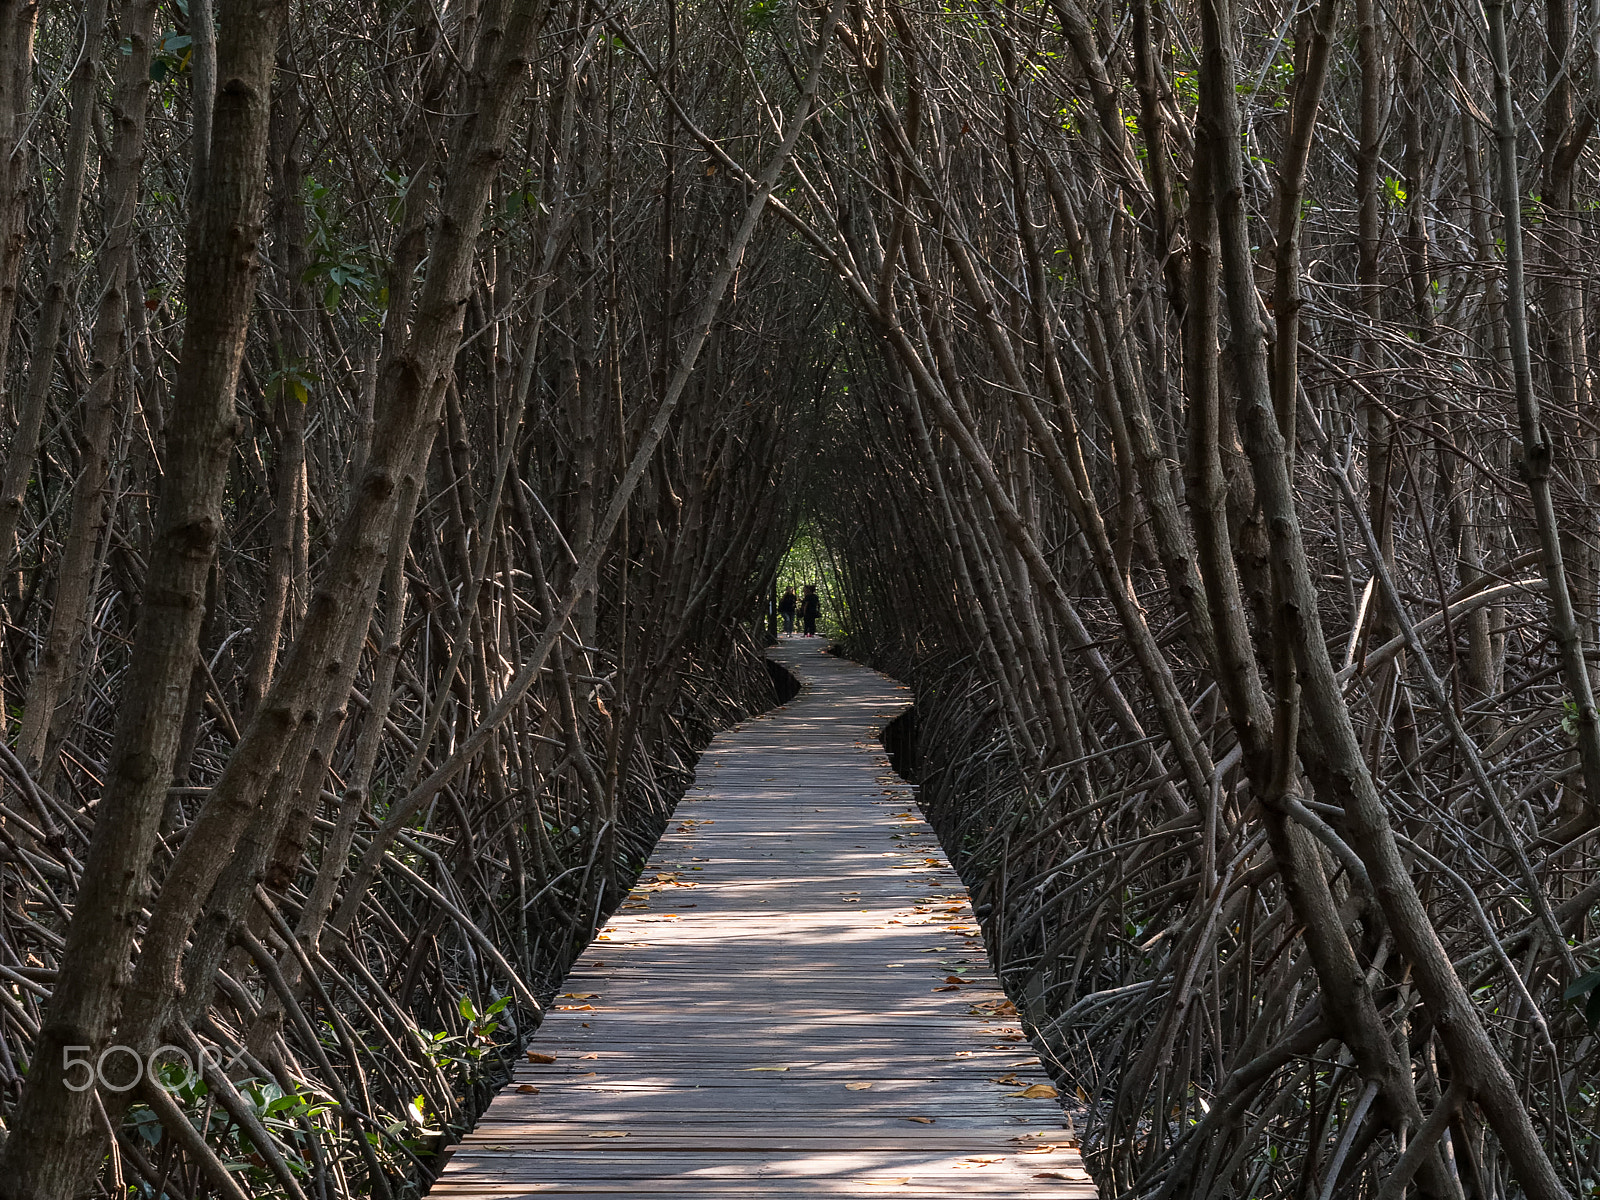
431, 641, 1094, 1198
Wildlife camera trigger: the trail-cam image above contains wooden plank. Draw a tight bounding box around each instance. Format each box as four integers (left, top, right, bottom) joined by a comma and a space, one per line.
431, 641, 1094, 1199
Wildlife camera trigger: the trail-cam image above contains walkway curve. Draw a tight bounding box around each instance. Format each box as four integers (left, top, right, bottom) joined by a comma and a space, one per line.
431, 640, 1094, 1197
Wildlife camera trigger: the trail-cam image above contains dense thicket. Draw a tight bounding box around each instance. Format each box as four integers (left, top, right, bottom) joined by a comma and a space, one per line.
0, 0, 826, 1194
798, 0, 1600, 1195
2, 0, 1599, 1196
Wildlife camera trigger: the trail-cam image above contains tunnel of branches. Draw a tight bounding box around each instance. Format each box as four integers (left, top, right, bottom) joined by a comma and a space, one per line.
0, 0, 1597, 1196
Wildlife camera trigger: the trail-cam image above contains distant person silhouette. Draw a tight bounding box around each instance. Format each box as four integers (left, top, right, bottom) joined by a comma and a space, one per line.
778, 587, 797, 635
801, 584, 821, 637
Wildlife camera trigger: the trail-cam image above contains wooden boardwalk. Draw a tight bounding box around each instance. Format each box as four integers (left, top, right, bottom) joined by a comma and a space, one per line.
431, 641, 1094, 1198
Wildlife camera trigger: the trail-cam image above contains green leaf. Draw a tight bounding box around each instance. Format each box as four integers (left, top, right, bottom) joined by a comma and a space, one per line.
458, 994, 479, 1022
1565, 968, 1600, 1029
131, 1106, 165, 1146
1562, 968, 1600, 1003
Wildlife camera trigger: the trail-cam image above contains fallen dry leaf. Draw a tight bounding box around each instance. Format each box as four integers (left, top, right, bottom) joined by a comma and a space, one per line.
745, 1066, 789, 1072
968, 999, 1018, 1017
1034, 1169, 1091, 1181
1008, 1084, 1060, 1099
989, 1073, 1021, 1085
588, 1131, 629, 1138
526, 1051, 557, 1064
845, 1081, 873, 1090
557, 1004, 595, 1011
563, 993, 600, 999
944, 975, 965, 984
862, 1179, 911, 1187
516, 1085, 539, 1094
932, 984, 960, 992
578, 1053, 600, 1060
904, 1116, 935, 1124
958, 1157, 1005, 1166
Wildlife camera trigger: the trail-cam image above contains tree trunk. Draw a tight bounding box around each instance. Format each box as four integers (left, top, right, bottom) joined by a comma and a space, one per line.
0, 0, 35, 400
17, 0, 158, 768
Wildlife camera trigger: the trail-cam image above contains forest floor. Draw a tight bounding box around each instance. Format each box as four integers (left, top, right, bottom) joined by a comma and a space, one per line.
427, 639, 1092, 1197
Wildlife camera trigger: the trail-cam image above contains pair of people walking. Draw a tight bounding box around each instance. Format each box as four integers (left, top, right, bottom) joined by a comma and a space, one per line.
778, 585, 821, 637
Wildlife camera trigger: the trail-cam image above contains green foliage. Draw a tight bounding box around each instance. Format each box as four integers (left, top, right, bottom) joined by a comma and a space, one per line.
746, 0, 782, 32
150, 32, 193, 81
400, 1094, 444, 1142
415, 993, 512, 1078
1566, 967, 1600, 1030
124, 1073, 334, 1186
1562, 697, 1583, 741
776, 523, 847, 638
503, 186, 542, 217
1171, 70, 1199, 108
121, 26, 194, 82
301, 175, 387, 314
266, 358, 318, 406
